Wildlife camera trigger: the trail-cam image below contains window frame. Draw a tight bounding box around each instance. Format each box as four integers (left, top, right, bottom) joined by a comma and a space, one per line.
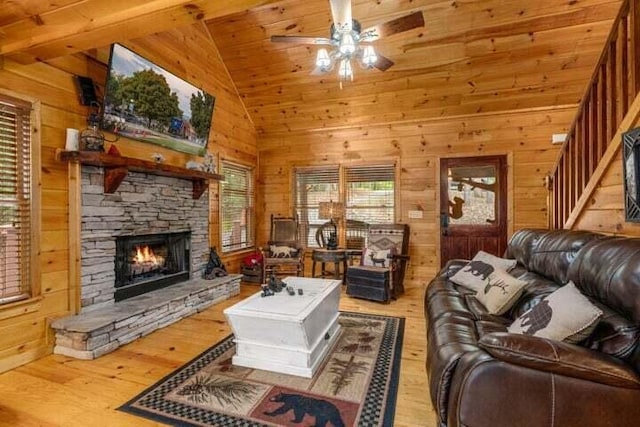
219, 159, 255, 254
293, 166, 340, 248
0, 90, 41, 307
293, 162, 397, 248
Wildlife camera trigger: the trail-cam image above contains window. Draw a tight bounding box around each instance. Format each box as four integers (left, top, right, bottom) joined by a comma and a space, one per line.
294, 164, 395, 247
345, 165, 395, 224
220, 161, 254, 252
294, 167, 339, 247
0, 94, 35, 304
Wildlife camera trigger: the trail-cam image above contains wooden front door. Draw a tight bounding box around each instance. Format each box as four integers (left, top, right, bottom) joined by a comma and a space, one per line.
439, 155, 508, 267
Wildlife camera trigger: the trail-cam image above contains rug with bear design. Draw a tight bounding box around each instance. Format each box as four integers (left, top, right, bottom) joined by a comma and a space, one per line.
119, 311, 404, 426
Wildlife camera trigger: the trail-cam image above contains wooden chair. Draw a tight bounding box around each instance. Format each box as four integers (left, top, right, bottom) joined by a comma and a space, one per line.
346, 224, 410, 303
261, 215, 305, 279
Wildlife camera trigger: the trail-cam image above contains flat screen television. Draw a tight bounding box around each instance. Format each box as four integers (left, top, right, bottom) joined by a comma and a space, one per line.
101, 43, 215, 156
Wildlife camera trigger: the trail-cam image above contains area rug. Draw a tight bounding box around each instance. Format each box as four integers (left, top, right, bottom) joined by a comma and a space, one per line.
119, 311, 404, 426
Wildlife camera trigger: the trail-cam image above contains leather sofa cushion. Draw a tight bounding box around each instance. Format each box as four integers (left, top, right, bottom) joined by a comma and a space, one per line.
528, 230, 605, 285
504, 228, 548, 269
479, 333, 640, 389
583, 301, 640, 361
568, 237, 640, 324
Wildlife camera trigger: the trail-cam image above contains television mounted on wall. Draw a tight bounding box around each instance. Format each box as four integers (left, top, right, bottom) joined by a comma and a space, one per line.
101, 43, 215, 156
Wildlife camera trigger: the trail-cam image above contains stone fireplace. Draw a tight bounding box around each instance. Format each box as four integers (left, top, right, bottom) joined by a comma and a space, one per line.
51, 164, 241, 360
80, 166, 209, 312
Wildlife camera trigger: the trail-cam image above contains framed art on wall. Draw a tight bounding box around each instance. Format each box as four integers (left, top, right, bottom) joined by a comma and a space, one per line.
623, 127, 640, 221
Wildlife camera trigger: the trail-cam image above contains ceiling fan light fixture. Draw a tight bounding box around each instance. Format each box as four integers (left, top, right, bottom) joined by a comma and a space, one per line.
315, 48, 332, 69
338, 58, 353, 81
338, 32, 356, 55
270, 1, 425, 87
361, 45, 377, 67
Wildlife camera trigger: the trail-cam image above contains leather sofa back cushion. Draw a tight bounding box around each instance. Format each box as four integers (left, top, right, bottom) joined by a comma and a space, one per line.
568, 237, 640, 324
504, 229, 548, 269
528, 230, 605, 284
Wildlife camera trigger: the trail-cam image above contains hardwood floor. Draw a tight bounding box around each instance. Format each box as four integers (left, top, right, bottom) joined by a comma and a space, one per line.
0, 283, 436, 426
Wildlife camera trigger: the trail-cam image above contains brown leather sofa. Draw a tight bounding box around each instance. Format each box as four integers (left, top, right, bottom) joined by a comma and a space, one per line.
425, 229, 640, 427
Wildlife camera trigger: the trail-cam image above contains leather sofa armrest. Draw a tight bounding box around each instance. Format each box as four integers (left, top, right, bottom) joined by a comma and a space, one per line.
478, 332, 640, 389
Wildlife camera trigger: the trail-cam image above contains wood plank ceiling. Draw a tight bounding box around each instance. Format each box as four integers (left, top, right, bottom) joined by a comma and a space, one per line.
0, 0, 624, 136
205, 0, 623, 134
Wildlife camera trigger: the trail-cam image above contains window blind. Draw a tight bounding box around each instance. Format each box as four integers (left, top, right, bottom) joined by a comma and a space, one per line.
294, 167, 339, 247
0, 95, 32, 304
220, 161, 254, 252
345, 165, 395, 224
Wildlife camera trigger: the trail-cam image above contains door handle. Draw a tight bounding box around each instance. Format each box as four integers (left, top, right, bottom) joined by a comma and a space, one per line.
440, 212, 449, 236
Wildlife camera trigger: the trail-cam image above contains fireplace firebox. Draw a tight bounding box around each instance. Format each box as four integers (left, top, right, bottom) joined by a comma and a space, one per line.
115, 231, 191, 301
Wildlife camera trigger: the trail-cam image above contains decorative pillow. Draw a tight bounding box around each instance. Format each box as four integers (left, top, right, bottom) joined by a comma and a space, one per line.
269, 245, 295, 258
474, 269, 527, 315
362, 248, 393, 268
450, 250, 518, 293
508, 281, 603, 343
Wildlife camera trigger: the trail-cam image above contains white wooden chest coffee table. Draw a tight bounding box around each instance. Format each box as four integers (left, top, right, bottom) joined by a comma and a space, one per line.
223, 277, 341, 378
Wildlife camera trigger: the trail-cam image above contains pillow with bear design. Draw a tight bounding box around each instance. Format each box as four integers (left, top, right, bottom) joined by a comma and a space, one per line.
449, 250, 517, 293
508, 281, 603, 343
269, 245, 296, 258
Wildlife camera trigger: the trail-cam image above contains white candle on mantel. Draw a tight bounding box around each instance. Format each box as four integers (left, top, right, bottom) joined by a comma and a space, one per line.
65, 128, 79, 151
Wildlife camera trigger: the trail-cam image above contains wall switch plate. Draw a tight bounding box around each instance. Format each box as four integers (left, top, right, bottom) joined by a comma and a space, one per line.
408, 210, 423, 219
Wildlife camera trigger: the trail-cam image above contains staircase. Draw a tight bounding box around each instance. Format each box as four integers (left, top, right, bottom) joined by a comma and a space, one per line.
550, 0, 640, 229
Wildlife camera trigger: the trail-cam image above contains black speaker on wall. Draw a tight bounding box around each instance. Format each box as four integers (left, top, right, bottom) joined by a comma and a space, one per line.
73, 75, 98, 106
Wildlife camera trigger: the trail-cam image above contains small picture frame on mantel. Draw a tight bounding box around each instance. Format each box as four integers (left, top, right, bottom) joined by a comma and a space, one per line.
622, 127, 640, 221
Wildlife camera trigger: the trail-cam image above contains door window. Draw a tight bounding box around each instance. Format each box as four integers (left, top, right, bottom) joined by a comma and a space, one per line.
447, 165, 497, 225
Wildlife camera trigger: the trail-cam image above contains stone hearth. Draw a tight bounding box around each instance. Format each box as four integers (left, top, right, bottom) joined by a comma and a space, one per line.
52, 275, 240, 359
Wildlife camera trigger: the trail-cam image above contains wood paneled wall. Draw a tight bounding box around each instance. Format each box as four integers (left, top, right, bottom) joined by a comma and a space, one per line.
256, 108, 569, 288
0, 22, 257, 373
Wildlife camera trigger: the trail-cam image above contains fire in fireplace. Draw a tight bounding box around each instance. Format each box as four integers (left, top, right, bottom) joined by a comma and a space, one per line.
115, 231, 191, 301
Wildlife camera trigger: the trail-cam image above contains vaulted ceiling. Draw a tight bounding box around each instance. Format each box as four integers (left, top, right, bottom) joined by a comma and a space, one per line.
205, 0, 623, 134
0, 0, 624, 135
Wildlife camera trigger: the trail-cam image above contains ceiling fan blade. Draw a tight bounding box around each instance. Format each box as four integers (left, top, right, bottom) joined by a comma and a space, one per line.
270, 35, 334, 45
362, 11, 425, 41
374, 54, 394, 71
329, 0, 353, 32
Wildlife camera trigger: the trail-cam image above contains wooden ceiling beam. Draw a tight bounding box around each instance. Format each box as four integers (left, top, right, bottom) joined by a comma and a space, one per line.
0, 0, 279, 64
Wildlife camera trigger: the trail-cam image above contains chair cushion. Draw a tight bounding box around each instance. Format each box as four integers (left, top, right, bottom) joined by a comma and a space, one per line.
362, 247, 393, 268
508, 282, 603, 343
449, 251, 517, 293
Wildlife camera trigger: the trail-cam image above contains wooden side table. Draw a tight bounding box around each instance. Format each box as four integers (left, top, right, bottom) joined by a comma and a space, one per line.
311, 248, 348, 282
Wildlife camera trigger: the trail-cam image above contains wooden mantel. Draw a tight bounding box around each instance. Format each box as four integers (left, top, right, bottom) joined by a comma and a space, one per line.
56, 149, 223, 199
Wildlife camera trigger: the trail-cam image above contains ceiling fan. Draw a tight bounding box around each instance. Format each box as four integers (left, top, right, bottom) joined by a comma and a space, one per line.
270, 0, 425, 85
